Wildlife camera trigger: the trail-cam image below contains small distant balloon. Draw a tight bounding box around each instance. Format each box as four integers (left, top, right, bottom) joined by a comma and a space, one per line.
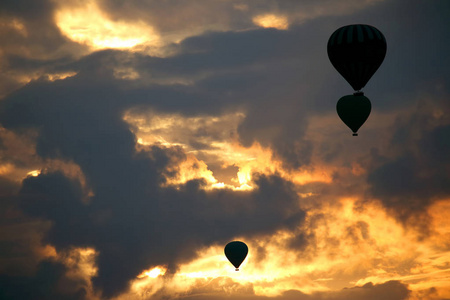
224, 241, 248, 271
327, 24, 387, 91
336, 92, 371, 136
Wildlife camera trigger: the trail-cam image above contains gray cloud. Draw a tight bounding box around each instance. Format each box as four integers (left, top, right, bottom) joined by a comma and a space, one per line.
0, 260, 88, 300
366, 94, 450, 230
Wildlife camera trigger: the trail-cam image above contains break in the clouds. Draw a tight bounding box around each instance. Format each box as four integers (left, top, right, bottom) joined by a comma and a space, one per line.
1, 0, 450, 299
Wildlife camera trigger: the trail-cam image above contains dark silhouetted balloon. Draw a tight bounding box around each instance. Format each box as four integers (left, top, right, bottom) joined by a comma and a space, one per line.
224, 241, 248, 271
336, 92, 371, 136
328, 24, 387, 91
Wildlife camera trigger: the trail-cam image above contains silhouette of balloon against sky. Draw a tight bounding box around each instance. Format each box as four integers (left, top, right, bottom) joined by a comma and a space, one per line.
224, 241, 248, 271
328, 24, 387, 91
336, 93, 371, 136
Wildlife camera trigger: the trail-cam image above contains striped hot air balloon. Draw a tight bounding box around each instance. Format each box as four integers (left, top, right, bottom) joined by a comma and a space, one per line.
327, 24, 387, 91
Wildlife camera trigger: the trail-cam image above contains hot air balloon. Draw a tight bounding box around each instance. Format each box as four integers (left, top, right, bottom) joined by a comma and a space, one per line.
224, 241, 248, 271
336, 92, 371, 136
328, 24, 387, 91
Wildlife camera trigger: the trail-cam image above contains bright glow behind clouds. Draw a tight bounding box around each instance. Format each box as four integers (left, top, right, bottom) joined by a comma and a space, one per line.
124, 110, 333, 190
55, 0, 160, 51
253, 14, 289, 30
117, 198, 450, 299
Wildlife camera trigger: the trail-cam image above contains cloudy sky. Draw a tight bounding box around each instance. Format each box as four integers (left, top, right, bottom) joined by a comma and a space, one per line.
1, 0, 450, 299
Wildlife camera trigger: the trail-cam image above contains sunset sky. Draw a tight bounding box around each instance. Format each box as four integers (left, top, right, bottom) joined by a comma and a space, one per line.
1, 0, 450, 299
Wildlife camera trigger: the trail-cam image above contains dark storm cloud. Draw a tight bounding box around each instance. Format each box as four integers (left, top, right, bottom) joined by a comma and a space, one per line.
366, 96, 450, 227
369, 0, 450, 110
0, 64, 306, 297
367, 130, 450, 224
169, 280, 410, 300
19, 172, 91, 249
16, 170, 304, 297
5, 55, 77, 76
0, 175, 53, 277
0, 260, 87, 300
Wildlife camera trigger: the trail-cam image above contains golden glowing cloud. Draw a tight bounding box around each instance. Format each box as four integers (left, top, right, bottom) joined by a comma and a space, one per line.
46, 72, 78, 81
1, 71, 78, 90
120, 105, 450, 298
120, 197, 450, 299
0, 163, 14, 175
62, 247, 98, 280
51, 247, 100, 300
55, 0, 160, 51
164, 152, 220, 188
26, 169, 41, 177
0, 128, 42, 181
253, 14, 289, 30
137, 266, 167, 279
124, 110, 332, 191
214, 140, 332, 188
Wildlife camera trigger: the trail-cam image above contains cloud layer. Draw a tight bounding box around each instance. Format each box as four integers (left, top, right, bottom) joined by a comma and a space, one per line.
1, 0, 450, 299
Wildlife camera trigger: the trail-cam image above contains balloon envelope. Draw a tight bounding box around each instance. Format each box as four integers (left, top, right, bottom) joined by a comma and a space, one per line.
336, 93, 371, 136
328, 24, 387, 91
224, 241, 248, 271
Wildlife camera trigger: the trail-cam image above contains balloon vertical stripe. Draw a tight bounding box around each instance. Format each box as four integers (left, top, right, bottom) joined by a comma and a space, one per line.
337, 28, 346, 44
356, 25, 364, 42
364, 25, 375, 40
347, 26, 354, 43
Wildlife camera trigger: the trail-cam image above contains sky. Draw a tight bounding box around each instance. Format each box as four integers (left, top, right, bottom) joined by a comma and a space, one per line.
0, 0, 450, 299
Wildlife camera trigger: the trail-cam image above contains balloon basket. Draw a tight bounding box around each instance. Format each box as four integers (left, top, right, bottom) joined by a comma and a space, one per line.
352, 133, 358, 136
235, 268, 239, 271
